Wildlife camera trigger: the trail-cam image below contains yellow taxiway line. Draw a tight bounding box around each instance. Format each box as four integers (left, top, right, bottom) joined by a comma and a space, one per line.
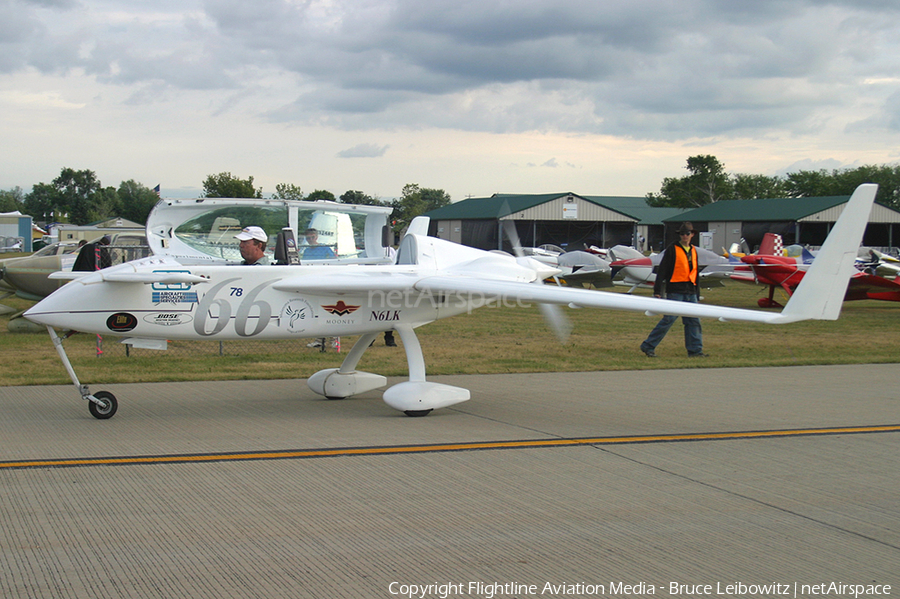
2, 423, 898, 470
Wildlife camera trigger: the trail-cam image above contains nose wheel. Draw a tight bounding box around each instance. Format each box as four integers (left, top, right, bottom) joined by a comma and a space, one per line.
403, 409, 432, 417
88, 390, 118, 420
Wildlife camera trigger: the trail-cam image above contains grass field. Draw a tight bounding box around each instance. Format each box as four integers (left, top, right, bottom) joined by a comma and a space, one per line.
1, 282, 899, 388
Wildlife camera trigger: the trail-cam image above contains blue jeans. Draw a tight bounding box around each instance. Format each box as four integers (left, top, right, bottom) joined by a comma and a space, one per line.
640, 292, 703, 355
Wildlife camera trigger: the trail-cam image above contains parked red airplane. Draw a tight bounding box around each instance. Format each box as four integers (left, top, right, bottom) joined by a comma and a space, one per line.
733, 233, 900, 307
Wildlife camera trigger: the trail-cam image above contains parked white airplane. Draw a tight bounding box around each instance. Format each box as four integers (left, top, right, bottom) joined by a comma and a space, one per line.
512, 245, 613, 288
857, 247, 900, 278
24, 185, 877, 419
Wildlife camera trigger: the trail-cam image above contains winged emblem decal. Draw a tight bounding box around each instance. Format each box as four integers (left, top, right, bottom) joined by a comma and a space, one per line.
321, 300, 360, 316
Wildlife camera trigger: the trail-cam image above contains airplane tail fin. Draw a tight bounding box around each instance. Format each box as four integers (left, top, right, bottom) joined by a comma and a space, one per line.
778, 184, 878, 322
758, 233, 783, 256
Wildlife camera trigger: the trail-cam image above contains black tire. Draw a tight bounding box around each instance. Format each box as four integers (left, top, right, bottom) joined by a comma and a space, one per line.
88, 391, 118, 420
403, 409, 432, 417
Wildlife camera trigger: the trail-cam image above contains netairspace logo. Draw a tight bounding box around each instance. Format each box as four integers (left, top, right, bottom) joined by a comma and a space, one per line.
368, 289, 533, 314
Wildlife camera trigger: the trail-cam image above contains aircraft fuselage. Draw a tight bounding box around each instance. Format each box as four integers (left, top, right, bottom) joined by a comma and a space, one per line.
26, 263, 474, 341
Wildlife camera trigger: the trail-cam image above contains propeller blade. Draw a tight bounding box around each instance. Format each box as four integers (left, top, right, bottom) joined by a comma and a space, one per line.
502, 220, 525, 257
540, 303, 573, 344
504, 217, 572, 343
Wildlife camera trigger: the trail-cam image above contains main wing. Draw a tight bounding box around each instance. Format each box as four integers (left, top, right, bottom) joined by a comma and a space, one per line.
276, 184, 877, 325
845, 272, 900, 302
415, 276, 789, 323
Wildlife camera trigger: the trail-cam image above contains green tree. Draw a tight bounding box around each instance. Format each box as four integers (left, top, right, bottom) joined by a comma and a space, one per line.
118, 180, 160, 224
306, 189, 336, 202
731, 173, 787, 200
646, 155, 733, 208
782, 170, 835, 198
202, 172, 262, 198
339, 190, 382, 205
838, 165, 900, 208
0, 187, 25, 213
391, 184, 451, 232
56, 168, 104, 224
24, 182, 59, 221
90, 186, 123, 224
24, 168, 121, 225
648, 159, 900, 210
272, 183, 304, 201
783, 165, 900, 207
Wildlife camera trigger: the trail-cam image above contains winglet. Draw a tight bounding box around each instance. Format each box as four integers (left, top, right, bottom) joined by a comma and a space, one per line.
406, 216, 430, 238
778, 184, 878, 322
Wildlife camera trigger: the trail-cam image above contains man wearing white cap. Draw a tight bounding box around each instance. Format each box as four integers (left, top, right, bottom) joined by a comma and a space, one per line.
234, 226, 270, 265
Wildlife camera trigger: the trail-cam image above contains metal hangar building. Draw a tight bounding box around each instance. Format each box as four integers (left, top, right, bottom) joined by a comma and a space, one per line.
425, 191, 900, 254
424, 192, 681, 253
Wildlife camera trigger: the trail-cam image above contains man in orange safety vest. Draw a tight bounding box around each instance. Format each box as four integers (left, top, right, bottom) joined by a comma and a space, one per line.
639, 222, 708, 358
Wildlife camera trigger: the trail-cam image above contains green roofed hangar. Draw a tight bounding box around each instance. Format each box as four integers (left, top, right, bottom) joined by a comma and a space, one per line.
424, 193, 682, 253
670, 195, 900, 253
424, 192, 900, 254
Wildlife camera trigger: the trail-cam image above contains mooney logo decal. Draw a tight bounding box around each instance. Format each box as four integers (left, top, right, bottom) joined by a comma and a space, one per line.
322, 301, 360, 316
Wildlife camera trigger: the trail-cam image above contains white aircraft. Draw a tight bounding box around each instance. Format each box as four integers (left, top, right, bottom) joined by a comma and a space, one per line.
511, 245, 613, 288
555, 251, 613, 288
24, 184, 877, 420
857, 247, 900, 278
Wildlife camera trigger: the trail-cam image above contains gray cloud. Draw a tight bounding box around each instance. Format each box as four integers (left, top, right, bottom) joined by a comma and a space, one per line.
4, 0, 900, 143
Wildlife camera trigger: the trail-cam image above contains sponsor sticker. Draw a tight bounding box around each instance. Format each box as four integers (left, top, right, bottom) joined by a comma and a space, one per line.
280, 299, 314, 334
152, 291, 199, 304
107, 312, 138, 332
143, 313, 193, 326
151, 271, 199, 304
321, 300, 360, 316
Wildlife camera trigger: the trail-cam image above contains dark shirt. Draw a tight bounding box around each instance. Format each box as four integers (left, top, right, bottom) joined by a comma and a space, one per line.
72, 243, 112, 271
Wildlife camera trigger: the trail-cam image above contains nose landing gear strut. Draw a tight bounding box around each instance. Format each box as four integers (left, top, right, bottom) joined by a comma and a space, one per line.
46, 326, 118, 419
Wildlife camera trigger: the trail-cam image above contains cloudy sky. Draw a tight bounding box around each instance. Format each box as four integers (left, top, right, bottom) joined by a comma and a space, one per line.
3, 0, 900, 201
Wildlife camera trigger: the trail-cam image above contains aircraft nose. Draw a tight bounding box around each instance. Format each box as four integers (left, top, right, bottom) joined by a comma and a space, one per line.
23, 282, 82, 328
23, 296, 56, 326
